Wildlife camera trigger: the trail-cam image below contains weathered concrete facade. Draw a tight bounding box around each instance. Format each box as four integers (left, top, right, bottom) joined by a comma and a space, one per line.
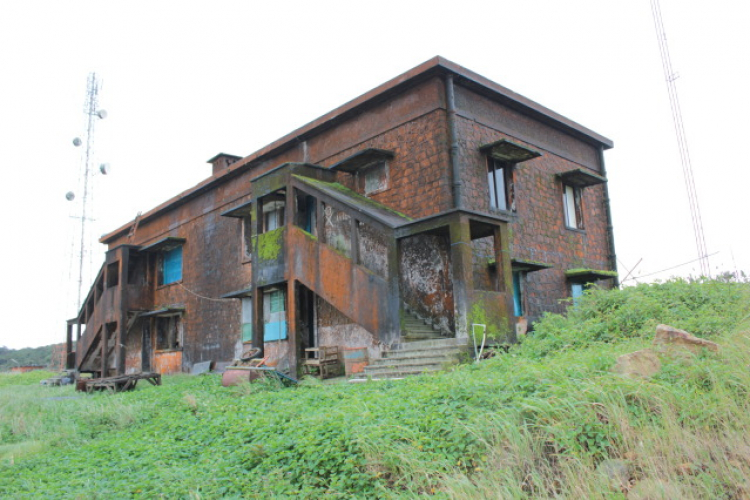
66, 57, 616, 377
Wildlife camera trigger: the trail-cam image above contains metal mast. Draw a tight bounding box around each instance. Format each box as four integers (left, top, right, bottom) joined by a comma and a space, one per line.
650, 0, 710, 277
69, 73, 108, 314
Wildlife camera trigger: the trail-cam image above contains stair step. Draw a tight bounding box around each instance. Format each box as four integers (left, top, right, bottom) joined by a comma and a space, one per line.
383, 346, 466, 359
389, 338, 468, 351
371, 355, 460, 367
402, 333, 445, 341
403, 326, 440, 334
364, 363, 445, 375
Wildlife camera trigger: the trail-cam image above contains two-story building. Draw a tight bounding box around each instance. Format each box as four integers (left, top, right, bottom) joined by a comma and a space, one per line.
65, 57, 617, 378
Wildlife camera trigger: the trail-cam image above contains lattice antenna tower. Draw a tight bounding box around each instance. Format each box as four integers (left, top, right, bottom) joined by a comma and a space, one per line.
650, 0, 710, 277
67, 72, 109, 315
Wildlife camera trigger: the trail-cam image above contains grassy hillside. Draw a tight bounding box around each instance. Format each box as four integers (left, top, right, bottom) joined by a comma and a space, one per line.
1, 277, 749, 499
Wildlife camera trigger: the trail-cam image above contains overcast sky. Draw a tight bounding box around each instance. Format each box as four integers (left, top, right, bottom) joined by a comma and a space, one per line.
1, 1, 748, 349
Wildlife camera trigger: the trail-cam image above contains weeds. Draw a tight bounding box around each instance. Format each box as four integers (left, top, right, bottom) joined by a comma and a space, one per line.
1, 278, 749, 498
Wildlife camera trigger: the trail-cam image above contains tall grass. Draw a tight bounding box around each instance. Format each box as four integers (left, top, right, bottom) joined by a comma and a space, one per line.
1, 277, 748, 498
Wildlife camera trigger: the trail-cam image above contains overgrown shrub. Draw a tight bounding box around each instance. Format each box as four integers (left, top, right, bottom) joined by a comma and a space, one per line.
520, 276, 750, 358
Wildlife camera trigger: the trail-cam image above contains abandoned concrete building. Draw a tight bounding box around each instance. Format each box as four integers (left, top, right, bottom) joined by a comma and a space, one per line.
65, 56, 617, 378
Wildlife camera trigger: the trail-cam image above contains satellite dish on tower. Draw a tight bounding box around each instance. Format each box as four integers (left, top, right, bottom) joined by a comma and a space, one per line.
96, 109, 107, 119
99, 163, 110, 175
72, 137, 82, 147
66, 191, 75, 201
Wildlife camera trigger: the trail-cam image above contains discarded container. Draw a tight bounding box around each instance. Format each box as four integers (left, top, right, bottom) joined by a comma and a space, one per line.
342, 347, 368, 375
221, 366, 267, 387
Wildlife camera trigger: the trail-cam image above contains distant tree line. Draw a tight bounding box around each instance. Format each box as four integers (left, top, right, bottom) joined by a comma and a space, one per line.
0, 345, 55, 371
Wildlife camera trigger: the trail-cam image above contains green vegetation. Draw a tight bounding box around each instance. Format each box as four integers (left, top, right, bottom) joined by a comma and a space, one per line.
255, 227, 284, 261
0, 345, 55, 372
2, 277, 749, 498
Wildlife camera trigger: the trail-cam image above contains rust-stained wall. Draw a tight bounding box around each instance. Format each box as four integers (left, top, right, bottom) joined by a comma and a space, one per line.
454, 85, 613, 323
77, 62, 615, 373
153, 350, 182, 375
399, 233, 454, 334
357, 222, 388, 278
317, 298, 380, 360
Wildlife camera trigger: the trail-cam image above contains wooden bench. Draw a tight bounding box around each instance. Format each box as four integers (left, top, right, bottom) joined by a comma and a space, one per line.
302, 346, 341, 380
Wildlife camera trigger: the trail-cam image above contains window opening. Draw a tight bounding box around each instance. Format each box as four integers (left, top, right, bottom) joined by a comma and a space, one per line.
241, 297, 253, 343
243, 216, 253, 259
563, 184, 584, 230
159, 246, 183, 285
106, 262, 119, 288
262, 192, 286, 233
571, 283, 585, 303
263, 289, 287, 341
512, 271, 524, 316
487, 159, 514, 211
155, 315, 181, 350
361, 161, 388, 195
294, 191, 317, 235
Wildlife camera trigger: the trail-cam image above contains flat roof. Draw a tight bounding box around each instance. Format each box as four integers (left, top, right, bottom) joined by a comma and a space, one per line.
101, 56, 613, 244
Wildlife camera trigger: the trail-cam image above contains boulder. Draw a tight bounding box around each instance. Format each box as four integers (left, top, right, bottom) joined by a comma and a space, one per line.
653, 324, 719, 355
612, 349, 661, 378
596, 459, 631, 491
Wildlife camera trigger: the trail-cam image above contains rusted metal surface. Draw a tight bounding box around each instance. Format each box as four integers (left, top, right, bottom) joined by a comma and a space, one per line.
153, 351, 182, 375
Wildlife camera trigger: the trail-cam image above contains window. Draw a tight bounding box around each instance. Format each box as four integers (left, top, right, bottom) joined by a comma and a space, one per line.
242, 216, 253, 260
263, 289, 287, 341
512, 270, 525, 317
262, 197, 285, 233
155, 315, 182, 350
361, 161, 388, 195
562, 184, 584, 230
241, 297, 253, 343
159, 246, 183, 285
269, 290, 284, 313
487, 159, 514, 211
294, 191, 317, 235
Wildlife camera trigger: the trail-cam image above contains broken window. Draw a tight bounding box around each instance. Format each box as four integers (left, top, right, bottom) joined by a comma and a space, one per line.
360, 161, 388, 195
487, 158, 515, 212
294, 190, 317, 235
127, 252, 147, 285
262, 193, 285, 233
158, 246, 183, 286
562, 184, 584, 230
106, 262, 119, 288
155, 315, 182, 351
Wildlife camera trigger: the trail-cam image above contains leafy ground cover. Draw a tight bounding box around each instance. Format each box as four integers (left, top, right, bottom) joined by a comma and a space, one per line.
1, 277, 749, 499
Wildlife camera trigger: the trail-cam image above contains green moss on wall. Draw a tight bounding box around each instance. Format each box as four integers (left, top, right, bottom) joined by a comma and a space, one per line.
256, 228, 284, 261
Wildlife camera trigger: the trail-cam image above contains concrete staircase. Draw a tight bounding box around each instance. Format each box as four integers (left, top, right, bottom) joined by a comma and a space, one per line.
357, 337, 469, 380
401, 308, 445, 342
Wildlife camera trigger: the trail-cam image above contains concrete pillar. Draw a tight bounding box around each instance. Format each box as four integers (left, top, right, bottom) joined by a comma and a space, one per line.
449, 216, 473, 339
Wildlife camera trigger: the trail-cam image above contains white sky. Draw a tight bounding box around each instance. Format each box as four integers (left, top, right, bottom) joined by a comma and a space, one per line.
1, 1, 748, 349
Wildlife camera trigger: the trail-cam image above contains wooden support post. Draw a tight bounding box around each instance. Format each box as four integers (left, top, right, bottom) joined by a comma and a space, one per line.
101, 324, 109, 377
